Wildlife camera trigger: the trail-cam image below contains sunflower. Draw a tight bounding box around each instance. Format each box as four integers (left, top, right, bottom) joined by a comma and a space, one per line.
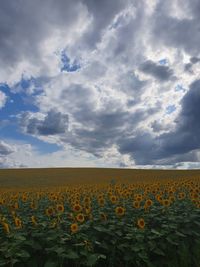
178, 192, 186, 200
98, 194, 104, 200
192, 193, 199, 199
133, 201, 140, 209
136, 196, 142, 202
156, 194, 162, 202
70, 223, 78, 233
22, 195, 27, 202
85, 207, 91, 215
115, 206, 125, 216
72, 204, 82, 213
100, 212, 107, 221
137, 218, 145, 229
14, 217, 22, 229
31, 216, 37, 226
50, 219, 57, 228
11, 210, 16, 217
14, 202, 19, 209
56, 204, 64, 213
45, 207, 54, 216
98, 199, 105, 207
76, 213, 85, 223
169, 196, 175, 202
110, 195, 118, 204
30, 201, 37, 210
145, 199, 153, 207
84, 197, 91, 204
2, 222, 10, 234
162, 199, 171, 207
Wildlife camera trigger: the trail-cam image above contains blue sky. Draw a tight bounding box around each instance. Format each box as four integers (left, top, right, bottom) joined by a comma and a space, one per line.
0, 0, 200, 169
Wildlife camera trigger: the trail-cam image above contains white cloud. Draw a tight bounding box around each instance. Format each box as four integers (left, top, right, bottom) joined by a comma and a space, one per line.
1, 0, 200, 168
0, 91, 7, 109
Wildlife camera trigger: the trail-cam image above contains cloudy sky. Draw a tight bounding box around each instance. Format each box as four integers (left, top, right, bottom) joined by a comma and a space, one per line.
1, 0, 200, 169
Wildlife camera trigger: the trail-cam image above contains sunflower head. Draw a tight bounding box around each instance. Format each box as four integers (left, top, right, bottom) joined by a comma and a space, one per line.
76, 213, 85, 223
110, 195, 118, 204
100, 212, 107, 221
2, 222, 10, 234
14, 202, 19, 209
84, 197, 91, 204
115, 206, 125, 216
45, 207, 54, 216
70, 223, 78, 233
98, 199, 105, 207
137, 218, 145, 229
30, 201, 37, 210
162, 199, 171, 207
136, 196, 142, 202
72, 204, 82, 213
14, 217, 22, 229
133, 201, 140, 209
56, 204, 64, 213
31, 216, 37, 226
22, 195, 27, 202
145, 199, 153, 207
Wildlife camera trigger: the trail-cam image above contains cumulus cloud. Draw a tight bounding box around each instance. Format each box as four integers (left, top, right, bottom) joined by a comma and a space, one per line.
20, 110, 69, 136
118, 79, 200, 165
0, 90, 7, 109
1, 0, 200, 168
139, 60, 175, 81
0, 140, 15, 156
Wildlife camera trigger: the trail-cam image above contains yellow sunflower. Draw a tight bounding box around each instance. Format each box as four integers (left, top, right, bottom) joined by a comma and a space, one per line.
14, 217, 22, 229
99, 212, 107, 221
137, 218, 145, 229
115, 206, 125, 216
31, 216, 37, 226
2, 222, 10, 234
76, 213, 85, 223
72, 204, 82, 213
162, 199, 171, 207
133, 201, 140, 209
70, 223, 78, 233
56, 204, 64, 213
98, 199, 105, 207
45, 207, 54, 216
110, 195, 118, 204
145, 199, 153, 207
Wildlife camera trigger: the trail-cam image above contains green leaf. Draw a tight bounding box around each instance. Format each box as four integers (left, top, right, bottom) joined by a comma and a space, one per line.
65, 250, 79, 259
86, 254, 99, 266
16, 250, 30, 259
151, 229, 161, 236
153, 248, 165, 256
44, 261, 58, 267
175, 231, 186, 238
98, 254, 106, 260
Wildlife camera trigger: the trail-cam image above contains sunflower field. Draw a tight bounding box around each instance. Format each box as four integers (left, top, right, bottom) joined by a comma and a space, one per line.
0, 177, 200, 267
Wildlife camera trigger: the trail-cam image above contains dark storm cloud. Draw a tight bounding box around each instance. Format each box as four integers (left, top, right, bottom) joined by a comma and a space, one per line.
21, 110, 69, 136
118, 79, 200, 165
140, 60, 175, 81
